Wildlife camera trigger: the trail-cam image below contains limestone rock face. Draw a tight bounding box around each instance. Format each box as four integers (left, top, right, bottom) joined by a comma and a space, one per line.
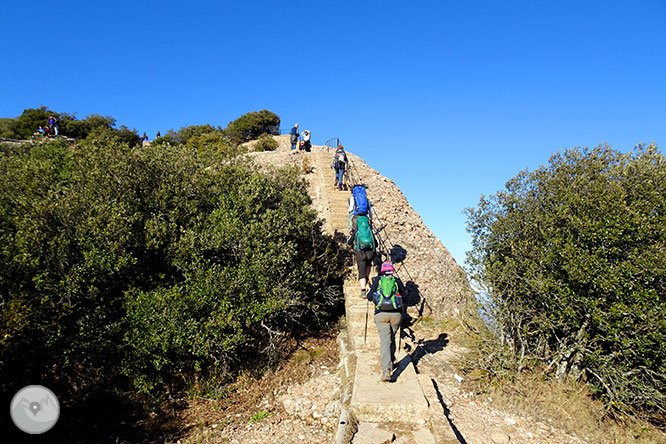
343, 151, 473, 318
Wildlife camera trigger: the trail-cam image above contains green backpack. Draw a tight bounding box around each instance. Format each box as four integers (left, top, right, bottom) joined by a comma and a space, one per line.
354, 216, 375, 252
373, 275, 403, 311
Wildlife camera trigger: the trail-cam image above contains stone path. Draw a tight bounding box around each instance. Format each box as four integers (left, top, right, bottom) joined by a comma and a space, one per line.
313, 151, 457, 444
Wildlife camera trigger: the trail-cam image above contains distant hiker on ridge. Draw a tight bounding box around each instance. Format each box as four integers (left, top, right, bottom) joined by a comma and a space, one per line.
332, 145, 347, 190
290, 123, 299, 150
367, 261, 406, 382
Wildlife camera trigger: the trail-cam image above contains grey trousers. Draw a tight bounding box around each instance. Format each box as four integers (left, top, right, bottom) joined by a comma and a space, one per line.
374, 311, 403, 373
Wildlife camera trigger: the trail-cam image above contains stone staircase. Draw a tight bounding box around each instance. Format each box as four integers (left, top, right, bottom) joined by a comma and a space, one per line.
312, 151, 446, 444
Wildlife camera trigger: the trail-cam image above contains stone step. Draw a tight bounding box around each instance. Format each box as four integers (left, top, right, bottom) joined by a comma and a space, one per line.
352, 422, 437, 444
351, 352, 429, 424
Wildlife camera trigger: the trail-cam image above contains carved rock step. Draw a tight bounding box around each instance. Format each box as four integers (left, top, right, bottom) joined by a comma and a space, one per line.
351, 351, 429, 424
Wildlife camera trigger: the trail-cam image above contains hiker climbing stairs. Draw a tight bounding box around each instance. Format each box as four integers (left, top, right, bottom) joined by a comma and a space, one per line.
312, 150, 446, 443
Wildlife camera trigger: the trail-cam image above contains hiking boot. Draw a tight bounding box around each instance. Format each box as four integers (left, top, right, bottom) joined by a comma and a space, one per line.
381, 370, 392, 382
360, 289, 366, 299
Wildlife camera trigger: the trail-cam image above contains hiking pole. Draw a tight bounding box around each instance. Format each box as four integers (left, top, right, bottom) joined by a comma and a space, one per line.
364, 298, 369, 344
398, 316, 403, 352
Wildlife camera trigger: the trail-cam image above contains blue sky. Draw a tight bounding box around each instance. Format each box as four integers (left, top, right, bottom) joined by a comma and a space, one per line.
2, 1, 665, 266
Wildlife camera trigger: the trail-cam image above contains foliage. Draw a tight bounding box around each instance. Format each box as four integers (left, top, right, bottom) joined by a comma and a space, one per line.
0, 106, 52, 139
224, 109, 280, 144
465, 144, 666, 417
166, 124, 218, 144
164, 124, 238, 155
254, 133, 279, 152
0, 107, 140, 145
0, 135, 344, 409
62, 113, 115, 139
249, 410, 270, 423
0, 118, 14, 138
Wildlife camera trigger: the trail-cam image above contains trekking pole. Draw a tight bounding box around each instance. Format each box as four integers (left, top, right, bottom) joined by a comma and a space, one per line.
398, 307, 405, 352
364, 298, 369, 344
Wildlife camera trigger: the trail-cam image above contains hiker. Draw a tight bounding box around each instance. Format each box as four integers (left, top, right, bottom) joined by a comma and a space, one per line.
156, 131, 161, 139
348, 184, 373, 233
332, 145, 347, 190
48, 116, 55, 136
301, 129, 312, 152
142, 132, 148, 142
349, 213, 377, 295
44, 125, 51, 137
290, 123, 299, 150
52, 116, 59, 136
367, 261, 406, 382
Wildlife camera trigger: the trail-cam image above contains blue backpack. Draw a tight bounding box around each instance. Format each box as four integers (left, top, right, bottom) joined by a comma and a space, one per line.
373, 275, 403, 311
352, 185, 369, 215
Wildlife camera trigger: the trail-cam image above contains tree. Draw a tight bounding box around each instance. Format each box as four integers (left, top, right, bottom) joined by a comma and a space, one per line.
465, 144, 666, 417
0, 133, 343, 413
224, 110, 280, 144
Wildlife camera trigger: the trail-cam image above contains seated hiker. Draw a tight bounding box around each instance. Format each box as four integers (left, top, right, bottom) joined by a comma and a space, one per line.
349, 214, 377, 296
367, 261, 407, 382
331, 145, 347, 190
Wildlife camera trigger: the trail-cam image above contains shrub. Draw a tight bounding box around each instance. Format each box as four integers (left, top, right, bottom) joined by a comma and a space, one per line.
63, 114, 115, 139
225, 110, 280, 144
254, 133, 279, 151
465, 143, 666, 418
0, 135, 344, 410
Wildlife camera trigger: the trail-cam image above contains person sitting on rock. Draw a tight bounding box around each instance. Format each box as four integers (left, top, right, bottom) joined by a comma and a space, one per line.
367, 261, 406, 382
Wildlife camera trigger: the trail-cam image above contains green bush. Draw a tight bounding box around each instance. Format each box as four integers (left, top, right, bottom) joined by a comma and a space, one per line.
225, 109, 280, 144
465, 144, 666, 417
254, 133, 279, 151
0, 135, 344, 408
163, 124, 239, 156
1, 106, 52, 139
0, 108, 140, 145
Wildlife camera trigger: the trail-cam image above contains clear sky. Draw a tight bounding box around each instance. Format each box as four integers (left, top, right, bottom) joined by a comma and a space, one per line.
2, 0, 665, 267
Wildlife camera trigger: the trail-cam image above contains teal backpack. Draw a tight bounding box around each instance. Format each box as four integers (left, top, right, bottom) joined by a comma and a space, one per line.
353, 216, 375, 252
373, 275, 403, 311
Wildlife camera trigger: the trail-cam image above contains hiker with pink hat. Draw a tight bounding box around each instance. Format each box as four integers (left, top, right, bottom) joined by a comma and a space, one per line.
366, 260, 407, 382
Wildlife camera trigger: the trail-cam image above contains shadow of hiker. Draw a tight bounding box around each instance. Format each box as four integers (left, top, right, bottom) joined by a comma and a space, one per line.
390, 353, 412, 382
409, 333, 449, 366
389, 244, 407, 263
404, 280, 421, 308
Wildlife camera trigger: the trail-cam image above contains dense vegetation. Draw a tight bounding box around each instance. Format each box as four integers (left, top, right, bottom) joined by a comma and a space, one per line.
0, 109, 344, 431
465, 144, 665, 419
0, 106, 141, 146
224, 109, 280, 144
